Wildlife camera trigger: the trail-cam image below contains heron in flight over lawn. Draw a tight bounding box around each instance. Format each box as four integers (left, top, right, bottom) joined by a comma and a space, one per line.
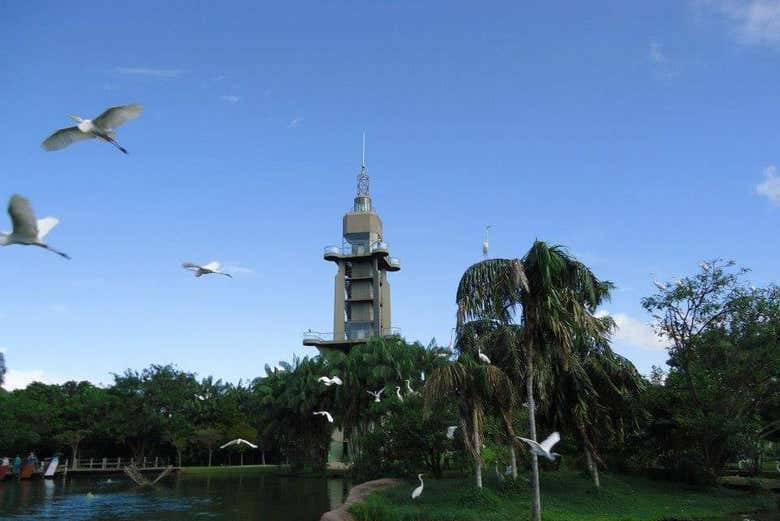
42, 104, 143, 154
182, 261, 232, 278
1, 195, 70, 259
517, 431, 561, 461
318, 376, 343, 386
219, 438, 258, 450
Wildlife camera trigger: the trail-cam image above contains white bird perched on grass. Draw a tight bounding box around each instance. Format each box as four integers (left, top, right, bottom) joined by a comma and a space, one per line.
314, 411, 334, 423
1, 195, 70, 259
405, 379, 418, 395
517, 431, 561, 461
446, 425, 458, 439
478, 348, 491, 364
411, 474, 424, 500
182, 261, 232, 278
219, 438, 258, 450
367, 388, 384, 402
318, 376, 343, 386
395, 386, 404, 402
42, 104, 143, 154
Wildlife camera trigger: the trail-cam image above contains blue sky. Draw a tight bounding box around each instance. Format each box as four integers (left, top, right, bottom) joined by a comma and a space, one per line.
1, 1, 779, 389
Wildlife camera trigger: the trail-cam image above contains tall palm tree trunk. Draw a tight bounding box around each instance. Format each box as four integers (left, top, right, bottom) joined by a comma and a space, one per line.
526, 344, 542, 521
473, 408, 483, 489
585, 449, 600, 489
510, 445, 518, 479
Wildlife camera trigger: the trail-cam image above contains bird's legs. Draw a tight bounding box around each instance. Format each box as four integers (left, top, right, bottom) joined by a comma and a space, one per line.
95, 132, 128, 154
38, 243, 70, 260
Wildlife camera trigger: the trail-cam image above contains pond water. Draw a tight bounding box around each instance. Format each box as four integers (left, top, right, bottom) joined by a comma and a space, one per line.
0, 470, 350, 520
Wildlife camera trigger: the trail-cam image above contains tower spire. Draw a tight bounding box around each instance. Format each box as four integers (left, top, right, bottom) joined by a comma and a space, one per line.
356, 131, 370, 198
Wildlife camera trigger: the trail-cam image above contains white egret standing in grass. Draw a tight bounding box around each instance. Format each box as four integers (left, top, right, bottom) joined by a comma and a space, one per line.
405, 379, 417, 395
411, 474, 424, 500
318, 376, 343, 386
517, 432, 561, 461
42, 104, 143, 154
367, 389, 384, 402
182, 261, 232, 278
478, 348, 491, 364
1, 195, 70, 259
395, 386, 404, 402
313, 411, 334, 423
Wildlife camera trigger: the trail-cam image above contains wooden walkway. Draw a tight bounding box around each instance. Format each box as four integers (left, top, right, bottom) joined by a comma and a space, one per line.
58, 457, 178, 475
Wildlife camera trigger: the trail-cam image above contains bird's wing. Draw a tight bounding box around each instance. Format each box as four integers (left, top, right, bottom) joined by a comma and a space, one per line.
219, 439, 237, 449
93, 104, 143, 130
517, 437, 542, 451
539, 432, 560, 452
203, 261, 220, 271
41, 126, 93, 151
8, 195, 38, 239
36, 217, 59, 240
182, 262, 200, 269
325, 412, 334, 422
318, 377, 329, 383
332, 376, 343, 385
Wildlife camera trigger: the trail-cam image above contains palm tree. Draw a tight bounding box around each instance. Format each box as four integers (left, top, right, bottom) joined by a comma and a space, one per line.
456, 241, 612, 520
424, 356, 515, 488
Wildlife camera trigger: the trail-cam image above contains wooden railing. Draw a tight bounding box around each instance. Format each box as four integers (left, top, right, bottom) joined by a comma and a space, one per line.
69, 456, 171, 470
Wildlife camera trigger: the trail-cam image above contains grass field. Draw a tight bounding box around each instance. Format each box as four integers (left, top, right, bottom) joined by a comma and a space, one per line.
350, 471, 776, 521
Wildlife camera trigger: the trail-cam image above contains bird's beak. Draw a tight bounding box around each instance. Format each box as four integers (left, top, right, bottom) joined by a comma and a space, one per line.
68, 115, 81, 123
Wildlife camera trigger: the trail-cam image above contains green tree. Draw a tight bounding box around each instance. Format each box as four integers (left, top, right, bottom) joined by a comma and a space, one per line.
457, 241, 611, 520
424, 356, 515, 488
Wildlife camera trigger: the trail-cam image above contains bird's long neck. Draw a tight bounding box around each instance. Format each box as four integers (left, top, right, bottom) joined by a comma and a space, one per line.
418, 475, 423, 486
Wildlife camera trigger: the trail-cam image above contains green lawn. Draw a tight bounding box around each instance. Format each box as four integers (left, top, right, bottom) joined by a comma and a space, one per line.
350, 471, 776, 521
178, 464, 281, 475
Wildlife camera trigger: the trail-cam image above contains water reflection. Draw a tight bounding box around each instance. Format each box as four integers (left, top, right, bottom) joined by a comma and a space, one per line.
0, 471, 349, 521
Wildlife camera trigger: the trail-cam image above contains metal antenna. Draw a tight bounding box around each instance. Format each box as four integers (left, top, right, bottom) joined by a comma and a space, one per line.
356, 131, 370, 198
482, 225, 491, 259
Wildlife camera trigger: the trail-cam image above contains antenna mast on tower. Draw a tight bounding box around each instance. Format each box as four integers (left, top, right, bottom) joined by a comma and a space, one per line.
356, 130, 370, 198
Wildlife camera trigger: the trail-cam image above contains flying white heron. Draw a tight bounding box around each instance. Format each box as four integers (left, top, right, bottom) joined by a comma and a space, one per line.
411, 474, 424, 500
478, 348, 491, 364
318, 376, 343, 386
517, 431, 561, 461
219, 438, 259, 450
395, 386, 404, 402
313, 411, 334, 423
446, 425, 458, 439
42, 104, 143, 154
182, 261, 232, 278
1, 195, 70, 259
367, 388, 384, 402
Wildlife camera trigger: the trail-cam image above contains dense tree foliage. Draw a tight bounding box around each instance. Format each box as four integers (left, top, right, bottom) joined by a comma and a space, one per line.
639, 260, 780, 482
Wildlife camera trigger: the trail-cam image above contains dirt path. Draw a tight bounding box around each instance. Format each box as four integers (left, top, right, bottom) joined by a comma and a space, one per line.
320, 478, 401, 521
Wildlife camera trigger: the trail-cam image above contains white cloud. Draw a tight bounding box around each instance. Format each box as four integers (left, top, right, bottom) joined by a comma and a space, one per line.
115, 67, 183, 78
648, 40, 675, 78
220, 95, 240, 103
599, 311, 668, 350
649, 41, 667, 64
703, 0, 780, 46
287, 117, 304, 128
757, 164, 780, 202
3, 369, 49, 391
